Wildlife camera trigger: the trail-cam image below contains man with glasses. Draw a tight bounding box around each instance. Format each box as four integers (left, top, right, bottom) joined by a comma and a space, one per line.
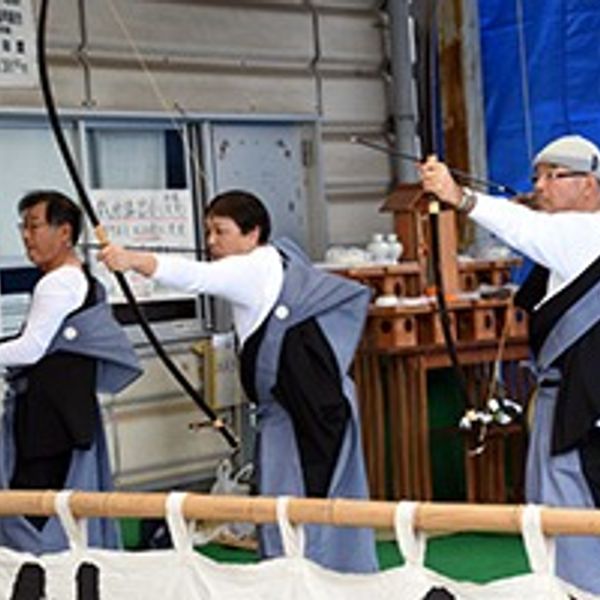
419, 134, 600, 594
0, 190, 141, 554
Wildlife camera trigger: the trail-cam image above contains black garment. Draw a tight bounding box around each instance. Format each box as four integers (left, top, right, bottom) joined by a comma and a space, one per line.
9, 449, 72, 530
9, 267, 98, 524
516, 260, 600, 512
273, 318, 350, 497
239, 319, 268, 406
241, 317, 349, 498
514, 263, 549, 316
516, 255, 600, 455
580, 428, 600, 507
525, 255, 600, 359
12, 352, 97, 462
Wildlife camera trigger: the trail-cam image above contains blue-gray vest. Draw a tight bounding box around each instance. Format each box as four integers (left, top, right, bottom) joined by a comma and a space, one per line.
526, 264, 600, 594
254, 238, 378, 573
0, 281, 141, 554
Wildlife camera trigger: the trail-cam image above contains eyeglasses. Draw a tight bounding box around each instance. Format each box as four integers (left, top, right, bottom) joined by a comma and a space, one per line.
531, 171, 590, 185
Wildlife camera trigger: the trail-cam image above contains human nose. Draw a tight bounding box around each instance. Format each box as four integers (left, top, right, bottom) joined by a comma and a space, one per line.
206, 230, 217, 248
19, 224, 31, 241
533, 175, 549, 194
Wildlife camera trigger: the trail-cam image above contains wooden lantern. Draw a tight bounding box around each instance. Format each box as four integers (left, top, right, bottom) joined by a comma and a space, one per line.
380, 182, 460, 296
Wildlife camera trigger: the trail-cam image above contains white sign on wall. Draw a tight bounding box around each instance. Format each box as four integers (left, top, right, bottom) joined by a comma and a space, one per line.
0, 0, 36, 88
88, 189, 197, 302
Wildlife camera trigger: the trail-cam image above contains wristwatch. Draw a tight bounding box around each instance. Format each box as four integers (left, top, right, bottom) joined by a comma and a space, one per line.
457, 187, 477, 213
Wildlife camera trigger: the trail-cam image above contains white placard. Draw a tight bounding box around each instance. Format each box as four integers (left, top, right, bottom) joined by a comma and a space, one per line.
0, 0, 36, 88
88, 189, 197, 302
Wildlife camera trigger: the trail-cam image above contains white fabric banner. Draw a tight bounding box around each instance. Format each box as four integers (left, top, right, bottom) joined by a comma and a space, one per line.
0, 495, 596, 599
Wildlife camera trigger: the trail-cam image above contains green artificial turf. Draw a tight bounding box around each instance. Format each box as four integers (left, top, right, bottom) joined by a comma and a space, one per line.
377, 533, 529, 583
195, 534, 529, 583
121, 519, 530, 584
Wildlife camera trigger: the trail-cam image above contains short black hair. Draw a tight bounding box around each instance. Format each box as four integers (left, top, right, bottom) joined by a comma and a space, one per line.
18, 190, 82, 245
206, 190, 271, 244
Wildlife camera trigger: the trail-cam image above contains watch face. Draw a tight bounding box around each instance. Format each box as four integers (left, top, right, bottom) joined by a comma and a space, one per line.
459, 189, 477, 212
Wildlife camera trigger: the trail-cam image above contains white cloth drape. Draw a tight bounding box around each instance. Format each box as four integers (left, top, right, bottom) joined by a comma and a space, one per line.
457, 505, 594, 599
0, 495, 596, 599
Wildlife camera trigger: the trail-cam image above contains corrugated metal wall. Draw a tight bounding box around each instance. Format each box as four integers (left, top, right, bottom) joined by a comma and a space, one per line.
5, 0, 396, 246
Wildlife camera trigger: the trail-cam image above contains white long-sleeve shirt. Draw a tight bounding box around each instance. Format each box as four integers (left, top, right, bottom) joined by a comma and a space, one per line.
153, 244, 284, 345
0, 265, 87, 366
471, 193, 600, 300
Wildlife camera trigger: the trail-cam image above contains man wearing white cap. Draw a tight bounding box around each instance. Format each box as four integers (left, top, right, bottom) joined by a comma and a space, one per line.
420, 134, 600, 594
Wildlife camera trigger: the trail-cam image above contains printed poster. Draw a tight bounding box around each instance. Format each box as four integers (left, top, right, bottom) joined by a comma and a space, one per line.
88, 189, 198, 302
0, 0, 36, 88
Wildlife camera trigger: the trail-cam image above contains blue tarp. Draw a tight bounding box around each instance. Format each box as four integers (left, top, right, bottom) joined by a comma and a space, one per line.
478, 1, 600, 280
478, 0, 600, 194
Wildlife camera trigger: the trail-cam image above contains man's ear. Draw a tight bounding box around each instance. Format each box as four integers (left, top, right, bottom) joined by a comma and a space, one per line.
590, 177, 600, 205
248, 225, 261, 246
59, 222, 73, 247
582, 176, 600, 210
585, 175, 598, 194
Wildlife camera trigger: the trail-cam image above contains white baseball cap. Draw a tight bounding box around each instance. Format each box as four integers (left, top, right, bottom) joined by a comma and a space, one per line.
533, 134, 600, 178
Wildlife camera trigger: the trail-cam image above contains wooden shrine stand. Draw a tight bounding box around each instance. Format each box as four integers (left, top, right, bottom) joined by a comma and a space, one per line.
334, 184, 531, 503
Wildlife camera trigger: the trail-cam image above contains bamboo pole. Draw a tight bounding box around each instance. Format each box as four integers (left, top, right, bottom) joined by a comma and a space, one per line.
1, 491, 600, 537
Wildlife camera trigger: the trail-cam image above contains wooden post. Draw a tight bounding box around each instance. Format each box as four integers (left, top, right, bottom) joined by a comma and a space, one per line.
2, 491, 600, 536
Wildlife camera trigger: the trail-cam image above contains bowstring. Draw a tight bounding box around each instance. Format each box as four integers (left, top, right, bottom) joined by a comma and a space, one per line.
467, 292, 518, 457
93, 0, 241, 449
102, 0, 209, 187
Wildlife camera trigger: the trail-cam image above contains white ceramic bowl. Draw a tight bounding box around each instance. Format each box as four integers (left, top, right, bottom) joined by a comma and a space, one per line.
374, 294, 399, 307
